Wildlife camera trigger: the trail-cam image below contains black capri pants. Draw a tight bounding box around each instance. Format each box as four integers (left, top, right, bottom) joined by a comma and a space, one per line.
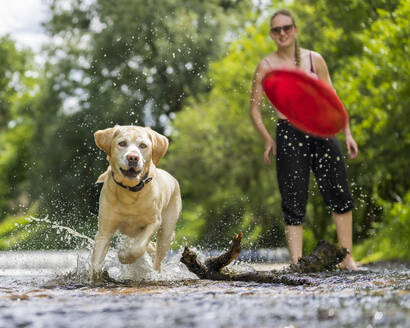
276, 119, 354, 225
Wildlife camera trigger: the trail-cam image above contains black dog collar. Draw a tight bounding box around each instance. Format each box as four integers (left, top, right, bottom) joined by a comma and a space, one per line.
111, 171, 152, 192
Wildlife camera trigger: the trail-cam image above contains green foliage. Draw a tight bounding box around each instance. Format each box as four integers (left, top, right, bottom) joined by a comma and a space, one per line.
0, 36, 38, 220
0, 214, 31, 249
0, 203, 38, 250
289, 0, 401, 72
354, 193, 410, 262
173, 200, 206, 248
270, 0, 409, 245
302, 226, 316, 256
333, 0, 410, 241
22, 0, 252, 239
0, 123, 35, 214
166, 0, 410, 251
44, 0, 252, 127
164, 22, 285, 248
0, 36, 32, 128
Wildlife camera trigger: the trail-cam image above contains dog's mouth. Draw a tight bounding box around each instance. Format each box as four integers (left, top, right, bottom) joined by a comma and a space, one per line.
120, 167, 141, 178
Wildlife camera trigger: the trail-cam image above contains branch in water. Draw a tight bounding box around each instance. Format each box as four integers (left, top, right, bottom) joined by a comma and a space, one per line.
180, 233, 348, 286
205, 232, 243, 272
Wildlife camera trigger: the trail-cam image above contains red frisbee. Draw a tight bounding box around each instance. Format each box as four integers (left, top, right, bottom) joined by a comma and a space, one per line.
262, 69, 348, 137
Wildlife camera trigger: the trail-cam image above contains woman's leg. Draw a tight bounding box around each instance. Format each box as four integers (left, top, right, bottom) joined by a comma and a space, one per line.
276, 120, 310, 264
333, 211, 358, 270
285, 224, 303, 264
311, 137, 357, 270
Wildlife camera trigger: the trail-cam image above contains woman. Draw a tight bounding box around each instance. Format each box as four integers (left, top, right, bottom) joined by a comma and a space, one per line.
250, 9, 358, 270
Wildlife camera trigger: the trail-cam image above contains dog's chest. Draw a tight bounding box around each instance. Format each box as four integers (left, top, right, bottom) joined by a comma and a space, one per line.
115, 210, 158, 235
113, 200, 161, 234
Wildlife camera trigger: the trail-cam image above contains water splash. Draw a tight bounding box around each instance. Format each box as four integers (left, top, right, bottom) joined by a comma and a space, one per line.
10, 217, 277, 284
39, 248, 199, 286
21, 216, 201, 283
27, 215, 95, 248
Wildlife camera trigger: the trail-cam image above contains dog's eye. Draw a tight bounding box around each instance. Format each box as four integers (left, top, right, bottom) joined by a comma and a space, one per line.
118, 141, 127, 147
139, 143, 147, 149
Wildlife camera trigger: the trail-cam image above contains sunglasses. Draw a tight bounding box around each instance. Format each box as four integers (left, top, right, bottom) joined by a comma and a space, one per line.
270, 24, 294, 34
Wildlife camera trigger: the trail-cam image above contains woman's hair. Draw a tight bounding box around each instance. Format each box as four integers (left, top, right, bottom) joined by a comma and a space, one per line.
270, 9, 300, 67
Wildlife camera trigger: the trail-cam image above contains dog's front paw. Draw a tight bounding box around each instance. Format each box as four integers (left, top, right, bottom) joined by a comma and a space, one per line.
90, 268, 104, 284
91, 269, 114, 285
153, 260, 161, 272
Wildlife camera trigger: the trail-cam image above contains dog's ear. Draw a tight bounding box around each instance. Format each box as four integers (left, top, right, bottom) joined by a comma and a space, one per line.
94, 127, 116, 155
145, 127, 169, 166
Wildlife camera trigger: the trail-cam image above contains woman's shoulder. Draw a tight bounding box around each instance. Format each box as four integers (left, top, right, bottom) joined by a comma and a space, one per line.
259, 53, 275, 66
300, 48, 322, 59
300, 48, 327, 70
258, 53, 284, 70
255, 54, 276, 75
304, 49, 327, 64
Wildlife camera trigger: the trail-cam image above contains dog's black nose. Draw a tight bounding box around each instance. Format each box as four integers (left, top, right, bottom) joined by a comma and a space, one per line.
127, 154, 139, 167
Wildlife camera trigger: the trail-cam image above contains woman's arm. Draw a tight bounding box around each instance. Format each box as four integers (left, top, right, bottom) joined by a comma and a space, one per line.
250, 62, 276, 164
314, 53, 358, 159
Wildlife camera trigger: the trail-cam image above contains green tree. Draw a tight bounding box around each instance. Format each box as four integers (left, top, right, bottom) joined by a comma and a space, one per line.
166, 0, 410, 255
23, 0, 252, 247
0, 36, 38, 220
333, 0, 410, 246
289, 0, 401, 72
282, 0, 407, 246
165, 21, 284, 248
0, 37, 31, 128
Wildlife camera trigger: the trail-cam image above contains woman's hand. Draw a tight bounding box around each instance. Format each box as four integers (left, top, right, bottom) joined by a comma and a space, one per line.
264, 138, 277, 165
345, 134, 358, 159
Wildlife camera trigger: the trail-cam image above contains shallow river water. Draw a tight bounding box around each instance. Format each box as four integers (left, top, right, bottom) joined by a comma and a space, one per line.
0, 249, 409, 328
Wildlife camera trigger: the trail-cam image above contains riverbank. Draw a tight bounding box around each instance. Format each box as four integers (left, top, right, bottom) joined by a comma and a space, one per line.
0, 251, 408, 328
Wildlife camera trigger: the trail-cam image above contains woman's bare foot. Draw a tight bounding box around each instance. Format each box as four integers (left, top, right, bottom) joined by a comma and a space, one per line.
338, 254, 358, 270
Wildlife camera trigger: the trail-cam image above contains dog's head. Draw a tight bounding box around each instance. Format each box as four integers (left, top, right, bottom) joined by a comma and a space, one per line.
94, 125, 168, 185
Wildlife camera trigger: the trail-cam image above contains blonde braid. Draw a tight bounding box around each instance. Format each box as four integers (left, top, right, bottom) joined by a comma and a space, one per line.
295, 39, 301, 67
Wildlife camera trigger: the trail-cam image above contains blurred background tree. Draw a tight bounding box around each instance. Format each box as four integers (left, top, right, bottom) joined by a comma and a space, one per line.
0, 36, 42, 248
0, 36, 38, 221
165, 0, 410, 258
15, 0, 253, 247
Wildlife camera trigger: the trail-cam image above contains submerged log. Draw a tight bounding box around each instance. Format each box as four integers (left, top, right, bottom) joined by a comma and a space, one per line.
180, 233, 348, 286
291, 240, 348, 273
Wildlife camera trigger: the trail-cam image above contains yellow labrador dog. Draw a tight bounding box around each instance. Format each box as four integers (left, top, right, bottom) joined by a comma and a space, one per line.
90, 125, 181, 281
